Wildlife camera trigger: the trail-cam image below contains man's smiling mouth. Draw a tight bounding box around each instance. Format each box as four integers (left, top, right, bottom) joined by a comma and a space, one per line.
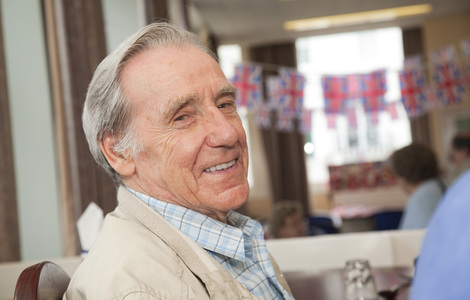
204, 159, 236, 172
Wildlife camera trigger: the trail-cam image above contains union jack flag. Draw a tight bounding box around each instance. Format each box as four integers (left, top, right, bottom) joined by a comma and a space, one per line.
346, 108, 358, 129
322, 75, 348, 114
346, 74, 363, 99
399, 68, 427, 117
461, 38, 470, 57
278, 68, 305, 117
368, 112, 380, 126
423, 87, 440, 112
404, 55, 423, 71
254, 103, 271, 129
266, 75, 283, 110
326, 114, 337, 130
231, 63, 263, 109
299, 109, 313, 134
361, 70, 387, 113
276, 111, 295, 132
386, 101, 399, 120
430, 45, 459, 64
431, 60, 466, 106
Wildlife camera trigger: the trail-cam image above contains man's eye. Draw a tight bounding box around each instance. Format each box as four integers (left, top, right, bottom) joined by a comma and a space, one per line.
218, 102, 235, 110
174, 114, 188, 121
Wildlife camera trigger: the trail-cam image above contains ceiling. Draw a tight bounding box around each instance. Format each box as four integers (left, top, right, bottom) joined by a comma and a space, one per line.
188, 0, 470, 46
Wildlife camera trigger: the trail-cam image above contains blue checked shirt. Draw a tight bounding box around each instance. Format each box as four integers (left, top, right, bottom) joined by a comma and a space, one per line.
128, 188, 294, 300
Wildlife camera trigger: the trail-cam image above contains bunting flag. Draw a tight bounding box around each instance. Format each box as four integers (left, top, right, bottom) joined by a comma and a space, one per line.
368, 112, 380, 126
461, 38, 470, 57
399, 68, 427, 117
230, 43, 468, 134
430, 45, 459, 64
361, 70, 387, 113
266, 75, 283, 109
460, 38, 470, 83
254, 103, 271, 129
386, 101, 399, 120
322, 75, 348, 114
346, 108, 358, 129
231, 63, 263, 108
431, 59, 466, 106
276, 111, 295, 132
404, 55, 423, 71
346, 74, 363, 99
278, 68, 306, 117
299, 109, 313, 134
326, 114, 337, 130
423, 87, 440, 112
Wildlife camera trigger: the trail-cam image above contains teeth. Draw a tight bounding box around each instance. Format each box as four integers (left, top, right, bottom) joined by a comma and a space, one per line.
205, 159, 236, 172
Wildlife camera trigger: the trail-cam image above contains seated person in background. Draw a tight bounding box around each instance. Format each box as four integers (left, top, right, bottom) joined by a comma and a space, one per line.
270, 201, 307, 239
65, 22, 294, 300
411, 170, 470, 300
389, 143, 445, 230
445, 130, 470, 186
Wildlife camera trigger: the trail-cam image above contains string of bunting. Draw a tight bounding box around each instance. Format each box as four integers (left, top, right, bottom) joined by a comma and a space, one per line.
230, 38, 470, 134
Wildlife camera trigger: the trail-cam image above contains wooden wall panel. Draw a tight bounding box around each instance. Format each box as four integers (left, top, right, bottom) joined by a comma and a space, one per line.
249, 42, 310, 215
402, 27, 433, 149
47, 0, 116, 255
144, 0, 169, 24
0, 4, 20, 262
45, 0, 170, 255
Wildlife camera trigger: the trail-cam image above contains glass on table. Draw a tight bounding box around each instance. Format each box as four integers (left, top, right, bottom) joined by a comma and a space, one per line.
343, 258, 379, 300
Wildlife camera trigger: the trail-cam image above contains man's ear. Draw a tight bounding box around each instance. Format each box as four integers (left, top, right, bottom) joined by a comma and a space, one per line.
99, 135, 136, 176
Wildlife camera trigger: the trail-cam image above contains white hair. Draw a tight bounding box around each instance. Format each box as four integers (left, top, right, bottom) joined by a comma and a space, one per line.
82, 22, 217, 185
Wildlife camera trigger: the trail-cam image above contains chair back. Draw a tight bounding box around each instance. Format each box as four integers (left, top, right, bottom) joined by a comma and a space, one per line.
14, 261, 70, 300
373, 210, 403, 231
308, 216, 340, 235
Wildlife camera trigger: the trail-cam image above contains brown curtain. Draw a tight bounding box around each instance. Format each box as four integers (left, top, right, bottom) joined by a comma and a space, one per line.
402, 27, 433, 148
249, 42, 310, 215
44, 0, 116, 255
143, 0, 169, 24
44, 0, 171, 256
0, 4, 20, 262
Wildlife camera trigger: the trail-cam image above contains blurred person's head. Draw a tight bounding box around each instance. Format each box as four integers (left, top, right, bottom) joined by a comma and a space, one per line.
449, 131, 470, 165
270, 201, 306, 239
390, 143, 439, 194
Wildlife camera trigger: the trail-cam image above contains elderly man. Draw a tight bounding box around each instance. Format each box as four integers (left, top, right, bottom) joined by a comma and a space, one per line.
65, 22, 293, 300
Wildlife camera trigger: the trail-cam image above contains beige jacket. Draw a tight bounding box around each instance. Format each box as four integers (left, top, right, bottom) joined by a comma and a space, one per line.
65, 186, 292, 299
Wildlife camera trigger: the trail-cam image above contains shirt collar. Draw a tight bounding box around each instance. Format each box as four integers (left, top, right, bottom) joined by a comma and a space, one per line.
127, 187, 249, 262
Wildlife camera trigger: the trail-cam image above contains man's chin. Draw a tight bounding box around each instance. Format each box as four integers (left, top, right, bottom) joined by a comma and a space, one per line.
212, 185, 250, 211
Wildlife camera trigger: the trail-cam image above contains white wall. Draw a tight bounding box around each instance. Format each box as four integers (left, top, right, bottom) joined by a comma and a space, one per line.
1, 0, 62, 260
0, 0, 145, 261
101, 0, 144, 53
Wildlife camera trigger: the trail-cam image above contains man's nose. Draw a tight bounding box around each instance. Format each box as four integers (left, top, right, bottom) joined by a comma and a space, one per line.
204, 108, 239, 148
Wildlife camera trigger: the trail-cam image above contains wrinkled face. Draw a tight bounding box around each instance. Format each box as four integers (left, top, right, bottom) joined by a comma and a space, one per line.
120, 45, 249, 222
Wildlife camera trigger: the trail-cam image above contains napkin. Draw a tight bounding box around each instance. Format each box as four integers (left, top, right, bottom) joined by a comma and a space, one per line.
77, 202, 104, 258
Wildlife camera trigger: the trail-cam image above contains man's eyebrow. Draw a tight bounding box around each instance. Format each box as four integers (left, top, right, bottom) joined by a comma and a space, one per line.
160, 85, 237, 120
216, 84, 238, 99
160, 93, 198, 120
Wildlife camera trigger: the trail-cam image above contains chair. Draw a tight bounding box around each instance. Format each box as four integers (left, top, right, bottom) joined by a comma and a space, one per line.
372, 210, 403, 231
308, 216, 340, 235
14, 261, 70, 300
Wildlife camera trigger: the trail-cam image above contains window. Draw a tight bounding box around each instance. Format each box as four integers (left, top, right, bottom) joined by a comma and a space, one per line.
296, 27, 412, 185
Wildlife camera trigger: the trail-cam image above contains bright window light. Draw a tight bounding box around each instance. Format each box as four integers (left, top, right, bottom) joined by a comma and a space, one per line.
296, 27, 412, 185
